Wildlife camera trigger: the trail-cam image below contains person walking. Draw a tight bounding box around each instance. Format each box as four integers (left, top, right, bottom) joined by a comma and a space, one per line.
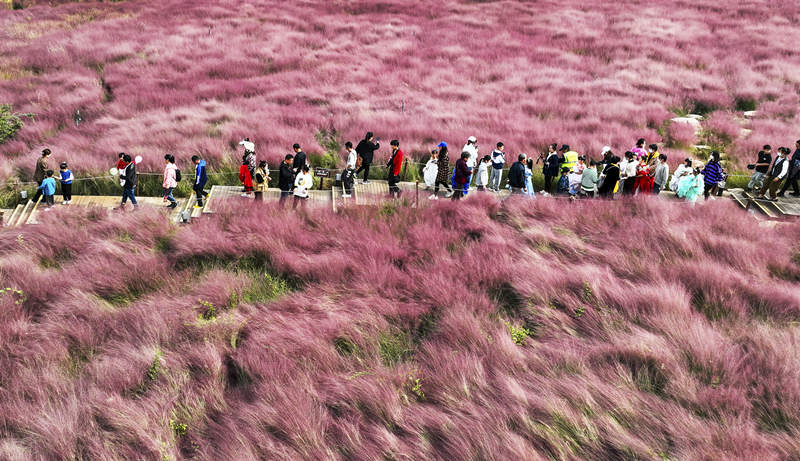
431, 142, 452, 200
387, 140, 404, 198
32, 148, 51, 203
452, 151, 471, 200
777, 140, 800, 197
343, 142, 357, 197
746, 145, 773, 193
356, 132, 380, 184
462, 136, 479, 193
702, 151, 723, 199
119, 154, 138, 210
507, 154, 527, 195
293, 164, 312, 209
278, 154, 294, 206
191, 155, 208, 208
653, 154, 669, 195
162, 154, 178, 209
489, 142, 506, 191
758, 147, 790, 201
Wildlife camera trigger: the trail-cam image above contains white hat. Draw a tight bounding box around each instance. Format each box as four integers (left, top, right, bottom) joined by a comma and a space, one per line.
467, 136, 477, 143
601, 146, 612, 155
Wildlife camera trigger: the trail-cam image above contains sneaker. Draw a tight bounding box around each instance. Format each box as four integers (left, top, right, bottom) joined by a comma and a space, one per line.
445, 191, 454, 198
168, 202, 178, 209
363, 180, 370, 184
428, 194, 436, 200
241, 193, 251, 197
342, 194, 351, 198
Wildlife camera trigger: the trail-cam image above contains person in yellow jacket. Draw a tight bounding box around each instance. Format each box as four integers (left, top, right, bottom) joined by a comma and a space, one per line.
559, 144, 579, 172
253, 160, 271, 201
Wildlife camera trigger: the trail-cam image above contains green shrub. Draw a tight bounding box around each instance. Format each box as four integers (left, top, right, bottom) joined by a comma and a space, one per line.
0, 104, 32, 144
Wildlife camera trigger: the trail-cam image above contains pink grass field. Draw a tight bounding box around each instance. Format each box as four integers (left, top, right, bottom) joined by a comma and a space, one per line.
2, 0, 800, 179
1, 197, 800, 460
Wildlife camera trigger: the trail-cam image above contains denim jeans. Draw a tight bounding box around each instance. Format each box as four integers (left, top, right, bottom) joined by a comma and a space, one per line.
122, 188, 137, 205
163, 187, 176, 204
489, 168, 502, 190
747, 171, 766, 190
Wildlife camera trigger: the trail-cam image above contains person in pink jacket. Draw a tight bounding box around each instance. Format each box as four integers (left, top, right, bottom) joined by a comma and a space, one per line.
163, 154, 178, 209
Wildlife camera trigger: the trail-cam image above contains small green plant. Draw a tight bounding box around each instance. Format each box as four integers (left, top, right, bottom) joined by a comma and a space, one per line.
378, 329, 413, 366
147, 348, 163, 381
504, 320, 532, 346
574, 306, 586, 318
199, 299, 216, 320
582, 281, 594, 303
169, 419, 187, 437
0, 287, 26, 305
407, 373, 425, 401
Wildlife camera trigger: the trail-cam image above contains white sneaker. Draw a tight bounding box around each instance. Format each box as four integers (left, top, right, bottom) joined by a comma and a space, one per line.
445, 191, 454, 198
363, 180, 370, 184
342, 194, 351, 198
240, 193, 250, 197
428, 194, 437, 200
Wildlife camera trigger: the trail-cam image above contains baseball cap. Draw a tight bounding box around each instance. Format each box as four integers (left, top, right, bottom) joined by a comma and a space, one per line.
437, 142, 447, 148
467, 136, 477, 143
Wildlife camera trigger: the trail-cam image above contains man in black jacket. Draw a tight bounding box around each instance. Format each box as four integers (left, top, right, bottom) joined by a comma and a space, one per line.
279, 154, 295, 206
508, 154, 527, 195
119, 154, 138, 210
291, 144, 306, 175
355, 131, 380, 184
777, 139, 800, 197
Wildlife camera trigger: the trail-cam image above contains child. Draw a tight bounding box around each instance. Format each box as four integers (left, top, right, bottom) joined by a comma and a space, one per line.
254, 160, 270, 201
716, 168, 728, 197
342, 157, 357, 198
37, 170, 57, 208
476, 155, 491, 191
423, 150, 439, 189
293, 164, 312, 209
59, 162, 73, 204
556, 167, 570, 195
524, 158, 536, 198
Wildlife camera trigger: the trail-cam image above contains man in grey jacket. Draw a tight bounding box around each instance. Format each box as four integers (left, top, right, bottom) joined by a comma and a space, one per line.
653, 154, 669, 195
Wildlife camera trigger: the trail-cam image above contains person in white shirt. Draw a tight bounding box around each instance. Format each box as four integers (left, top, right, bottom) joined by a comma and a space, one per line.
461, 136, 479, 194
621, 151, 638, 195
345, 141, 358, 170
670, 158, 692, 192
423, 149, 439, 189
293, 165, 312, 209
239, 138, 255, 153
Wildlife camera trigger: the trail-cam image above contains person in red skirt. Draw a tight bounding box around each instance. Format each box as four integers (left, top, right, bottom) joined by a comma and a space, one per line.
634, 156, 653, 195
239, 152, 254, 197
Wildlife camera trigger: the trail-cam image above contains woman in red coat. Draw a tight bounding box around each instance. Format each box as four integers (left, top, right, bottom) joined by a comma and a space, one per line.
634, 158, 652, 194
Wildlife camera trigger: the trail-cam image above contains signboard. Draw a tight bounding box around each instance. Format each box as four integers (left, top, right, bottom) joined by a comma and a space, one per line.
314, 167, 330, 178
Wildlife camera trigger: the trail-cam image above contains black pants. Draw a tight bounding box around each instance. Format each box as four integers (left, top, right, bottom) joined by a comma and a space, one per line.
703, 182, 717, 199
434, 178, 452, 194
194, 184, 208, 206
356, 162, 371, 181
779, 173, 799, 195
44, 194, 54, 207
544, 175, 554, 193
388, 174, 401, 197
62, 183, 72, 202
279, 190, 291, 206
342, 169, 355, 195
622, 178, 636, 195
451, 188, 465, 200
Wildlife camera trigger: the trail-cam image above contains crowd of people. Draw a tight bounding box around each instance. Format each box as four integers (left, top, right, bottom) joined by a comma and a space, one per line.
23, 134, 800, 211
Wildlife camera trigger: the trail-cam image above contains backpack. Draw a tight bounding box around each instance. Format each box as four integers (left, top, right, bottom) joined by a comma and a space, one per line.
175, 169, 182, 182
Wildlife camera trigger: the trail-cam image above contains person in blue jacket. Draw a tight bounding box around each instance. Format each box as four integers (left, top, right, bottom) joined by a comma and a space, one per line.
191, 155, 208, 208
37, 170, 57, 208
